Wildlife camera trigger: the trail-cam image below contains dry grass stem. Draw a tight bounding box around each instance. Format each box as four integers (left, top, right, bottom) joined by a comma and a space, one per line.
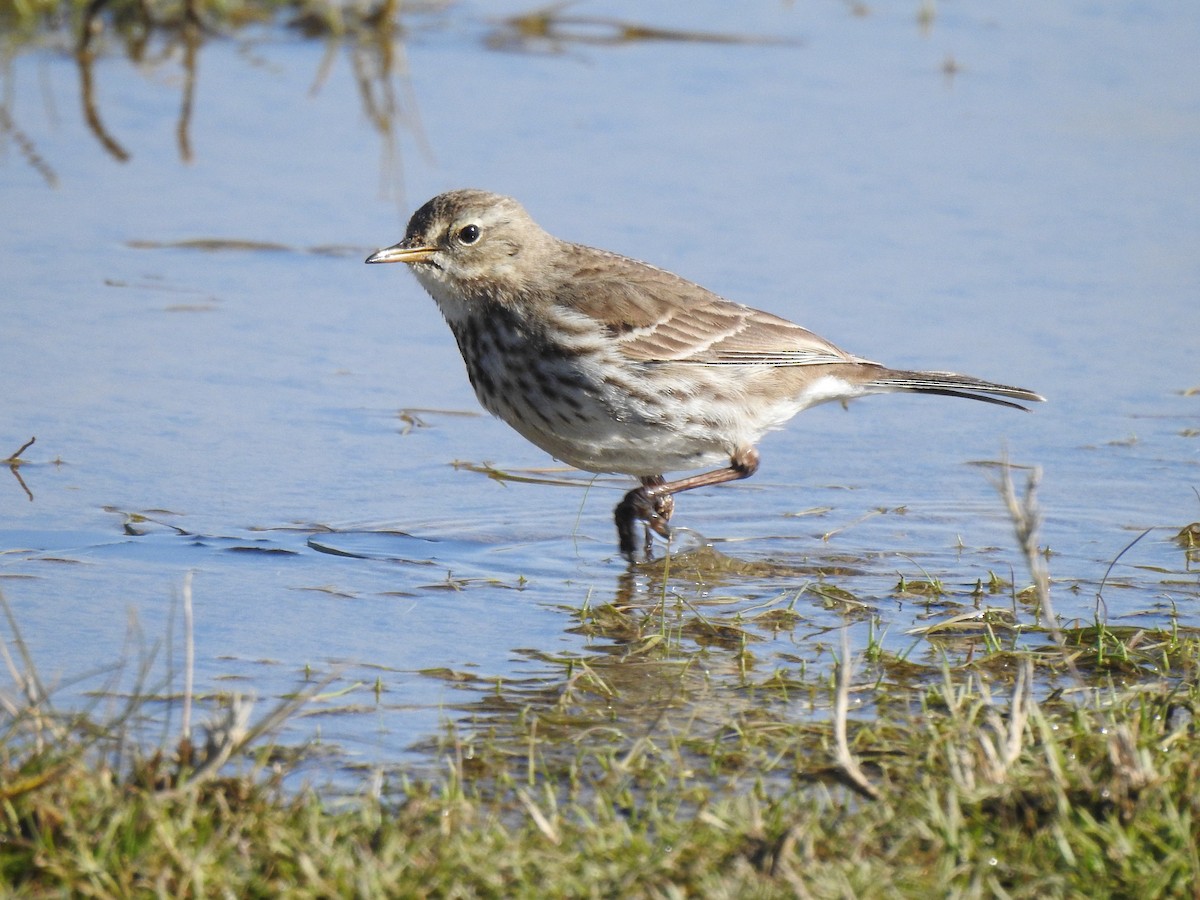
833, 627, 878, 799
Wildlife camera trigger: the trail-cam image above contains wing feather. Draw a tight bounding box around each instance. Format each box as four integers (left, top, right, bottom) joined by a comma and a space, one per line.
559, 245, 871, 367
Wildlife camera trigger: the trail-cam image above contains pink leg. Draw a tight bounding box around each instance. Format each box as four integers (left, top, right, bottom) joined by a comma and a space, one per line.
615, 447, 761, 562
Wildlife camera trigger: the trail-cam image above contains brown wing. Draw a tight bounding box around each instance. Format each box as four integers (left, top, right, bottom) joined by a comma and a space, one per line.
559, 244, 873, 367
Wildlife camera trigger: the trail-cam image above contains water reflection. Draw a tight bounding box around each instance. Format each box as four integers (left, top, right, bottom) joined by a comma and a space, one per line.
4, 2, 419, 183
0, 105, 58, 186
74, 0, 206, 163
3, 437, 36, 502
1, 2, 805, 188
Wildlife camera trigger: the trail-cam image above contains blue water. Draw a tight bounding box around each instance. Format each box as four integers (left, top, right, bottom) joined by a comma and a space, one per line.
2, 1, 1197, 779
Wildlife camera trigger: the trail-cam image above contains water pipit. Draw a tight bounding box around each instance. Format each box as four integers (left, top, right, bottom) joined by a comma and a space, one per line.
367, 190, 1043, 561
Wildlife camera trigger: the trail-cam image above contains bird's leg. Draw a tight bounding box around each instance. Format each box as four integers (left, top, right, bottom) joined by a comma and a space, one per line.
615, 447, 761, 563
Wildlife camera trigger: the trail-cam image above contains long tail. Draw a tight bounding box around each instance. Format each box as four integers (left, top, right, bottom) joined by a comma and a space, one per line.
867, 369, 1045, 411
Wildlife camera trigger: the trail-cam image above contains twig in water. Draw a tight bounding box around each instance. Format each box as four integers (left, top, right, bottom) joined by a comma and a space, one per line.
4, 437, 36, 501
4, 437, 36, 463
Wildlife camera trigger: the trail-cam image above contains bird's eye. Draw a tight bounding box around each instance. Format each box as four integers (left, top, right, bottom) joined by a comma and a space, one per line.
457, 224, 481, 245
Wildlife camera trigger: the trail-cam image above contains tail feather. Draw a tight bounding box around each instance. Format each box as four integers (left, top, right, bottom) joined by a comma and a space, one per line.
868, 369, 1045, 411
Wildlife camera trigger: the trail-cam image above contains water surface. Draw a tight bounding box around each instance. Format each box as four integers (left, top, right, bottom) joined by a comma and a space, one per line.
2, 1, 1197, 781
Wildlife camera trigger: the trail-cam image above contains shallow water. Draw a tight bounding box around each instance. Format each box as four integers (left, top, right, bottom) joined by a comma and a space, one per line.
2, 1, 1198, 781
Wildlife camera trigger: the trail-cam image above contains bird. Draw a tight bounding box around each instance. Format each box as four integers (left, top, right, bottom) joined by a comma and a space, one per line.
366, 189, 1044, 562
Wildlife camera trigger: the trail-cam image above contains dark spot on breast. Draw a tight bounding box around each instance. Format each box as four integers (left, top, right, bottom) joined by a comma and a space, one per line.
466, 360, 496, 399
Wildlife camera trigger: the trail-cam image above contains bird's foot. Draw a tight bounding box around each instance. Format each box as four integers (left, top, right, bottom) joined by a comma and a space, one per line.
615, 486, 675, 563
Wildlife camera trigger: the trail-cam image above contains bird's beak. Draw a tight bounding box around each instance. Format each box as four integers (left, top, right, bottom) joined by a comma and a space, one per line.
365, 243, 437, 265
